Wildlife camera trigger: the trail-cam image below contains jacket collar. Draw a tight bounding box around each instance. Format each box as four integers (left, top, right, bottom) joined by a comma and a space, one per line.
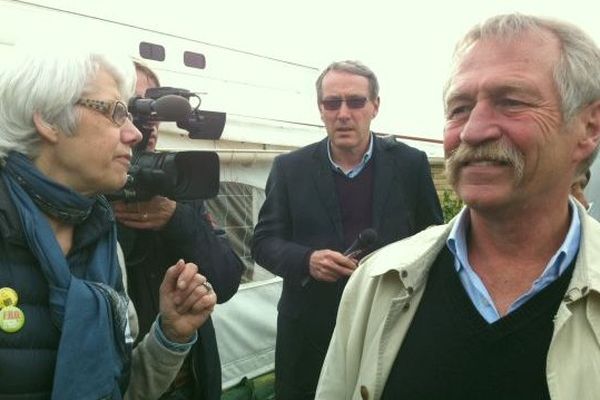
0, 173, 24, 243
365, 203, 600, 301
311, 138, 344, 240
366, 222, 454, 291
371, 136, 397, 235
565, 202, 600, 301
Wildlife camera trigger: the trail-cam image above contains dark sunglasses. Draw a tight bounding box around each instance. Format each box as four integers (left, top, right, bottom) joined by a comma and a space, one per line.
321, 96, 369, 111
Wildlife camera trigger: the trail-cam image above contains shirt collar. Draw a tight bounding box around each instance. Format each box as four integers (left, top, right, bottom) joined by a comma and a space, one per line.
327, 133, 373, 178
447, 199, 581, 279
446, 206, 469, 272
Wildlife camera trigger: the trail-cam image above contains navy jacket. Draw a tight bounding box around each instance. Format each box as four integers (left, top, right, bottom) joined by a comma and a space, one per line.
251, 135, 443, 396
0, 178, 123, 399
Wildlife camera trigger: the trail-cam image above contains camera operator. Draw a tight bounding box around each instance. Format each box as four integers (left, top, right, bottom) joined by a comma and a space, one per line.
112, 61, 244, 400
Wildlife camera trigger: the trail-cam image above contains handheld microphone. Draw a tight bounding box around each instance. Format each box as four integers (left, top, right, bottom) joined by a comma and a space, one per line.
300, 228, 378, 288
343, 228, 378, 259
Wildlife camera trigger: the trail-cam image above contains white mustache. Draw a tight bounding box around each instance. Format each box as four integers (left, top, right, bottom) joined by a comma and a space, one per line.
446, 140, 525, 185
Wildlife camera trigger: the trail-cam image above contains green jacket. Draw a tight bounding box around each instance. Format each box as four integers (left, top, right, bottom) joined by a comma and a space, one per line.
316, 203, 600, 400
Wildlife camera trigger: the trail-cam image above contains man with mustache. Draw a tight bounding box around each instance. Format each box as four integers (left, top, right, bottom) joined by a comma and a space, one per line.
252, 60, 443, 399
316, 14, 600, 400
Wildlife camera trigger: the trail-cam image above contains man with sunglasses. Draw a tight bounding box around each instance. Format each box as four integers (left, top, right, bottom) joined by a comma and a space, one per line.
112, 62, 244, 400
252, 60, 443, 399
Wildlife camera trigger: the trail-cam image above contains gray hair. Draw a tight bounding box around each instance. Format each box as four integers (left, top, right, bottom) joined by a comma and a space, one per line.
0, 43, 136, 161
315, 60, 379, 103
444, 13, 600, 173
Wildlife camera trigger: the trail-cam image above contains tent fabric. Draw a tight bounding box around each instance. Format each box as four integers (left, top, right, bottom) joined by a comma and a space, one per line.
212, 278, 281, 389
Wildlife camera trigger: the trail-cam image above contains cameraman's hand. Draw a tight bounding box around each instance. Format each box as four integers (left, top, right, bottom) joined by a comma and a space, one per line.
112, 196, 176, 230
159, 260, 217, 343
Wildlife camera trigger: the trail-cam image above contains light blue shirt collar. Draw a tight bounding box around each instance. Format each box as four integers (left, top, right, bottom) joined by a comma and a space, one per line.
327, 133, 373, 178
446, 199, 581, 323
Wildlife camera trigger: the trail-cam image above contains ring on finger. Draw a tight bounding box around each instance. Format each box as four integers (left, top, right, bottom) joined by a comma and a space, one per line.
202, 281, 213, 292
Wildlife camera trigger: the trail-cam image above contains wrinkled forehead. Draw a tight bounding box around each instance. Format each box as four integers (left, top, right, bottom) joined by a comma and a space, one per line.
445, 30, 561, 102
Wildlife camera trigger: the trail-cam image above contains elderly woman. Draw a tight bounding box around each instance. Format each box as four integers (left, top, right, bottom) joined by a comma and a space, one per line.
0, 44, 216, 399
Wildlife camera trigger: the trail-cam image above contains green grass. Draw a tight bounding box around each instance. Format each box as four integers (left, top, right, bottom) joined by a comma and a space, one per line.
221, 372, 275, 400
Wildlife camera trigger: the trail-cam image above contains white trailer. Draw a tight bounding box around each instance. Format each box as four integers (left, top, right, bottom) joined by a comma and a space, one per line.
0, 0, 443, 388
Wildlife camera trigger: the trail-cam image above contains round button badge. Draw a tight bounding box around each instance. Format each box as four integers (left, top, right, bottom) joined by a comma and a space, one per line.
0, 287, 18, 309
0, 305, 25, 333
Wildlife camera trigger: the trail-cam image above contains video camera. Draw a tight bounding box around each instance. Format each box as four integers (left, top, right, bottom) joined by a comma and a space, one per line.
108, 87, 226, 202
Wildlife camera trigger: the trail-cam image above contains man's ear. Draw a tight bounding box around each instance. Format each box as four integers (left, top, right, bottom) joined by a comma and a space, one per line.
574, 100, 600, 161
318, 102, 326, 123
32, 112, 59, 143
371, 96, 380, 119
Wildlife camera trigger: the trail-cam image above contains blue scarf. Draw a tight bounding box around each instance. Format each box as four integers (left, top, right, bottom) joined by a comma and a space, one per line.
2, 152, 130, 400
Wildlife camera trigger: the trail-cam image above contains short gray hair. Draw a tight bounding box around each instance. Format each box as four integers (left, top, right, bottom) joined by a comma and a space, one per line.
315, 60, 379, 102
444, 13, 600, 173
0, 43, 136, 161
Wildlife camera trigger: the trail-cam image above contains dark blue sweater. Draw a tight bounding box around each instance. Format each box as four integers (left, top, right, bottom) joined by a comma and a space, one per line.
382, 247, 574, 400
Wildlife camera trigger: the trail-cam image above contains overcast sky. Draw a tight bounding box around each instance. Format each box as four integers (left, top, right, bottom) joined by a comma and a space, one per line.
17, 0, 600, 140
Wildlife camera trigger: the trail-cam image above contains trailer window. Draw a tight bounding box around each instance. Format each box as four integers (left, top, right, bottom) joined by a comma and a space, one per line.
184, 51, 206, 69
139, 42, 165, 61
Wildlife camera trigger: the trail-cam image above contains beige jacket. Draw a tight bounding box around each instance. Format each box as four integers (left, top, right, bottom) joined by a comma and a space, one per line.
316, 205, 600, 400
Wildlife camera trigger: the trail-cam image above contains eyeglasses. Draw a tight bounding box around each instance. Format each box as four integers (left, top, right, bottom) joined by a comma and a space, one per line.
76, 98, 133, 127
321, 96, 369, 111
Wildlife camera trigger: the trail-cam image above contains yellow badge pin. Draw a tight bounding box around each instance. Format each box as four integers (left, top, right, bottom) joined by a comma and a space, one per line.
0, 305, 25, 333
0, 287, 18, 309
